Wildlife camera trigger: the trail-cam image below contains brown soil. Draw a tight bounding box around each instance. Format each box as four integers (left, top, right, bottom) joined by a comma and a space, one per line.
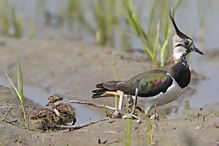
0, 37, 218, 145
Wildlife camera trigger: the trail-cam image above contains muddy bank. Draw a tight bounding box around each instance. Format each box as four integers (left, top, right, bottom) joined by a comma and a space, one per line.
0, 37, 151, 105
0, 37, 218, 145
0, 85, 218, 145
0, 37, 206, 114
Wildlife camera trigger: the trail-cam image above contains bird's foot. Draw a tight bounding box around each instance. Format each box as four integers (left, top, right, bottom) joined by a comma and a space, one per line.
149, 112, 159, 120
136, 118, 141, 123
122, 113, 141, 123
122, 114, 138, 119
106, 110, 123, 118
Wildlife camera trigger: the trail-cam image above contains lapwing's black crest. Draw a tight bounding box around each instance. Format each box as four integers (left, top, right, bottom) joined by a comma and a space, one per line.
169, 9, 204, 56
169, 10, 191, 40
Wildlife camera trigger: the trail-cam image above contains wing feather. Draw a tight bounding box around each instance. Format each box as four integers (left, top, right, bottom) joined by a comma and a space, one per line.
120, 70, 173, 97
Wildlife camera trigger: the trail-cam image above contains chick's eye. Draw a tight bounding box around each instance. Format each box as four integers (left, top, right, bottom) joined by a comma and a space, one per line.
184, 41, 189, 45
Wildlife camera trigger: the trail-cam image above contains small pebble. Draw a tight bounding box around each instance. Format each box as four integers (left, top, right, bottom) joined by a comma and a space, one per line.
171, 127, 176, 130
153, 124, 158, 129
150, 141, 156, 144
109, 120, 115, 123
195, 126, 200, 130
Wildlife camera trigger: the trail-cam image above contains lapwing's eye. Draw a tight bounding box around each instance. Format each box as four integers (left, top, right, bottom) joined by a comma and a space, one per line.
184, 41, 189, 45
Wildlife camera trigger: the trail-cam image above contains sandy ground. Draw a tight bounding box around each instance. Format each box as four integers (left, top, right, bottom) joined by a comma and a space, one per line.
0, 37, 218, 145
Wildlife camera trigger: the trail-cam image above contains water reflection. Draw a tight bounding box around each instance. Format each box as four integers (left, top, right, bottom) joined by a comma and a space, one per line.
0, 77, 104, 124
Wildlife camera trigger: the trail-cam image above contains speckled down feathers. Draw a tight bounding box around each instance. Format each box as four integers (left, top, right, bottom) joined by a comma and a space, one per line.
30, 108, 62, 129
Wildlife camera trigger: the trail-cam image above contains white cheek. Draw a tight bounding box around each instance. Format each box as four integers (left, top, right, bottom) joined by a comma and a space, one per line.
173, 46, 187, 60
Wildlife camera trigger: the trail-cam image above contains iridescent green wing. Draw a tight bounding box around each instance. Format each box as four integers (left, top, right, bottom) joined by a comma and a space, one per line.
121, 70, 173, 97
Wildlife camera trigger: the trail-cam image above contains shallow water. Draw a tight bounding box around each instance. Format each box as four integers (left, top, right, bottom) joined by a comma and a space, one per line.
167, 53, 219, 118
1, 0, 218, 120
1, 54, 218, 120
189, 56, 219, 108
6, 0, 219, 49
0, 78, 104, 125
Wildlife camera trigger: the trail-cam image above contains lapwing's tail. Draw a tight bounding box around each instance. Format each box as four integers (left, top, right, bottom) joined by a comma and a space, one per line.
92, 81, 123, 98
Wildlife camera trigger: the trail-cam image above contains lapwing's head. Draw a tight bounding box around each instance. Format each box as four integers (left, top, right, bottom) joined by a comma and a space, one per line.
169, 10, 204, 61
46, 94, 63, 106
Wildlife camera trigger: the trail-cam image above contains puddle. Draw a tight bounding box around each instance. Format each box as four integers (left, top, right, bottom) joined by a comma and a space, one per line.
0, 51, 217, 121
0, 77, 105, 125
168, 53, 219, 118
1, 52, 218, 121
188, 55, 219, 108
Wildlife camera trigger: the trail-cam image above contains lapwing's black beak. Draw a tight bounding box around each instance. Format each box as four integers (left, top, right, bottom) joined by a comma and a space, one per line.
193, 47, 204, 55
46, 104, 49, 106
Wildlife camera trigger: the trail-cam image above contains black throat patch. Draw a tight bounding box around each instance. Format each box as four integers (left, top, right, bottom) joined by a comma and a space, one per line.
171, 59, 191, 88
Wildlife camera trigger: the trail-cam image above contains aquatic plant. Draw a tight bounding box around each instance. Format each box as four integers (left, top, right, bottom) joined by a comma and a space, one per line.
66, 0, 81, 28
118, 0, 156, 67
28, 21, 35, 38
112, 56, 119, 109
103, 101, 108, 117
0, 0, 9, 35
91, 0, 118, 46
0, 1, 24, 37
125, 117, 132, 146
11, 6, 23, 37
5, 58, 29, 130
118, 0, 181, 68
142, 108, 153, 144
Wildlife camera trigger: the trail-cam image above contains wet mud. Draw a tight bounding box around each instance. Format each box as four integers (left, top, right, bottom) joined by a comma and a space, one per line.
0, 37, 218, 145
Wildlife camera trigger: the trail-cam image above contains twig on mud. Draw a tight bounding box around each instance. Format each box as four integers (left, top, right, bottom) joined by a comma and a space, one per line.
4, 119, 18, 124
70, 100, 117, 110
70, 100, 141, 120
2, 107, 13, 121
56, 117, 109, 130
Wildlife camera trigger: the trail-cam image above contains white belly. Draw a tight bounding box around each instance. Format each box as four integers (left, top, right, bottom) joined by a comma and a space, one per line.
138, 77, 184, 106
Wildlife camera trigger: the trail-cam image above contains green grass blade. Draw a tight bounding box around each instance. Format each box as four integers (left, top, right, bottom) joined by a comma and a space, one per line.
125, 118, 132, 146
112, 56, 118, 108
28, 21, 35, 38
103, 101, 108, 117
17, 58, 23, 98
175, 0, 182, 11
5, 58, 29, 130
1, 0, 9, 35
160, 28, 172, 67
17, 63, 20, 96
120, 32, 137, 38
5, 71, 22, 101
112, 63, 118, 81
11, 6, 23, 37
147, 116, 153, 143
141, 39, 153, 58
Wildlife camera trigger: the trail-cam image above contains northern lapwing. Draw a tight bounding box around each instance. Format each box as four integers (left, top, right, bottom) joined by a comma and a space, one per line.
47, 94, 76, 125
92, 10, 204, 116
